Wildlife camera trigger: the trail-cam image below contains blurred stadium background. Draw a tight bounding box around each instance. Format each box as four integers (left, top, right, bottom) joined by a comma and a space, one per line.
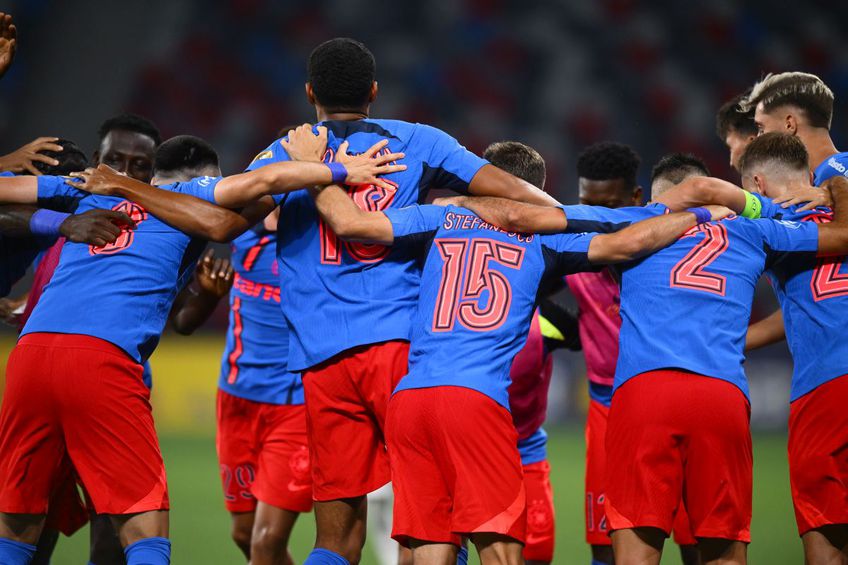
3, 0, 848, 563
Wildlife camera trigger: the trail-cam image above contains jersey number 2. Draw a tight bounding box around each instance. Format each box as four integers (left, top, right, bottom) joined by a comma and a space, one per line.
669, 223, 729, 295
433, 238, 525, 332
805, 214, 848, 301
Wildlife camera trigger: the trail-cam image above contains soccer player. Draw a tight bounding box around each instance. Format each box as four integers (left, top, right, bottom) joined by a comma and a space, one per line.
715, 92, 758, 174
742, 72, 848, 185
307, 152, 729, 563
216, 207, 313, 565
655, 133, 848, 564
650, 152, 711, 200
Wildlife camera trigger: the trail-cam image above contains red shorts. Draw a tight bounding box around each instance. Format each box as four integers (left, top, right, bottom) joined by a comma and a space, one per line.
789, 374, 848, 535
302, 340, 409, 501
585, 398, 610, 545
605, 370, 752, 542
523, 460, 555, 562
43, 458, 89, 536
0, 333, 169, 516
387, 386, 525, 547
216, 390, 312, 514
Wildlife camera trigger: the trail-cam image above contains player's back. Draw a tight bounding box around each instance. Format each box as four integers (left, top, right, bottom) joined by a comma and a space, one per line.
813, 151, 848, 186
220, 227, 302, 404
388, 204, 596, 409
23, 176, 210, 363
616, 215, 818, 398
752, 197, 848, 400
248, 119, 487, 371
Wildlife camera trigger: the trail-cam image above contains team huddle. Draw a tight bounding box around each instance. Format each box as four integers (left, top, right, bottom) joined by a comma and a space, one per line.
0, 14, 847, 565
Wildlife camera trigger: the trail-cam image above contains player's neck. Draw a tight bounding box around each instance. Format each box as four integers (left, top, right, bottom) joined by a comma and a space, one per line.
316, 108, 369, 122
802, 129, 840, 171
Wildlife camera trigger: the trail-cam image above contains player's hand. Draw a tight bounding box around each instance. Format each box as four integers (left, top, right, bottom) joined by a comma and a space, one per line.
705, 205, 734, 221
334, 139, 406, 191
0, 293, 26, 327
195, 249, 234, 298
0, 137, 62, 175
67, 164, 126, 196
59, 209, 136, 247
280, 123, 326, 162
772, 183, 831, 212
432, 196, 465, 207
0, 13, 17, 79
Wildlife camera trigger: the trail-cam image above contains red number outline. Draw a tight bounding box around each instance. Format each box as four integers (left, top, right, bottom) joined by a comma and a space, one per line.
89, 201, 148, 256
670, 223, 729, 296
803, 213, 848, 301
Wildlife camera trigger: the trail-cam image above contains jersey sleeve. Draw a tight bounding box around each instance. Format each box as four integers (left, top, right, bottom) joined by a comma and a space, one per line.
559, 203, 667, 233
383, 203, 445, 241
36, 175, 86, 212
540, 232, 598, 276
416, 124, 488, 194
245, 139, 291, 206
757, 218, 819, 254
751, 193, 786, 220
167, 176, 224, 204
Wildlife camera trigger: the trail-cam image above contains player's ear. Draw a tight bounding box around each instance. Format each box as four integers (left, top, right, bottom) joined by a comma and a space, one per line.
809, 169, 814, 185
369, 81, 378, 103
632, 186, 643, 205
785, 113, 798, 135
753, 173, 766, 194
305, 83, 316, 106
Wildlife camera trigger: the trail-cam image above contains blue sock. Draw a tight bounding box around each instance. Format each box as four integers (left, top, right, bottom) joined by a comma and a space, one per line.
0, 538, 36, 565
592, 560, 609, 565
123, 537, 170, 565
456, 545, 469, 565
303, 548, 350, 564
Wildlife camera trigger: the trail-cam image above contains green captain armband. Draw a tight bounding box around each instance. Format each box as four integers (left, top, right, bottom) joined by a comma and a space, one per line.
741, 191, 762, 219
539, 314, 565, 341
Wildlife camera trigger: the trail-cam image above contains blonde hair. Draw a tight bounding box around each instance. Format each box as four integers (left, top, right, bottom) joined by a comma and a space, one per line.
740, 72, 834, 129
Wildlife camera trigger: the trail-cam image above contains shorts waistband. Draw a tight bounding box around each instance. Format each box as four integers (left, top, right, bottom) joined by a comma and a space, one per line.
19, 332, 130, 359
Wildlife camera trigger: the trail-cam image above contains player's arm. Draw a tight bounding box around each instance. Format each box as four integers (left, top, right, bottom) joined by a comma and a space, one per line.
170, 249, 234, 335
588, 206, 732, 264
745, 310, 786, 351
539, 298, 582, 352
654, 176, 751, 214
0, 203, 132, 247
432, 195, 567, 234
467, 164, 560, 206
0, 137, 63, 176
0, 12, 16, 80
68, 165, 272, 242
0, 173, 38, 203
310, 185, 394, 245
815, 177, 848, 256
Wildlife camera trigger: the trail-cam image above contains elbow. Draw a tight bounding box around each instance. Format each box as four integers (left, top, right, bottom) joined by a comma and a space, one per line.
504, 208, 531, 233
170, 319, 194, 336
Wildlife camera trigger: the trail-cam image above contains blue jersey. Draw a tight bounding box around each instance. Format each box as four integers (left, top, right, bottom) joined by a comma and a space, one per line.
517, 426, 548, 466
219, 227, 303, 405
22, 175, 219, 363
813, 152, 848, 186
243, 119, 488, 371
615, 215, 819, 398
559, 203, 669, 232
753, 193, 848, 400
384, 204, 597, 409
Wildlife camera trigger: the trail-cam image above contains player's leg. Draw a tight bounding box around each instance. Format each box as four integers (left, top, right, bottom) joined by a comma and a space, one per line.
585, 398, 613, 564
678, 544, 702, 565
522, 460, 555, 565
367, 484, 400, 565
801, 526, 848, 565
250, 503, 299, 565
408, 540, 458, 564
109, 511, 169, 564
610, 527, 665, 565
788, 376, 848, 565
216, 389, 260, 558
302, 341, 409, 564
90, 512, 126, 565
672, 503, 700, 565
696, 538, 746, 565
0, 334, 69, 563
470, 533, 524, 565
30, 528, 58, 565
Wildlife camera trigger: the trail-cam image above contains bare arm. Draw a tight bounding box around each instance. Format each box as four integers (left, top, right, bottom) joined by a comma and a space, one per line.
745, 309, 785, 351
68, 165, 273, 242
816, 177, 848, 256
468, 164, 560, 206
310, 185, 394, 245
588, 206, 733, 264
433, 195, 567, 234
170, 249, 234, 335
0, 205, 38, 235
654, 176, 748, 214
0, 174, 37, 203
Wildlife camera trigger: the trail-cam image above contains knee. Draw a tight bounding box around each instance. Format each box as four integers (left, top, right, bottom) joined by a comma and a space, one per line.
250, 522, 289, 554
230, 522, 253, 556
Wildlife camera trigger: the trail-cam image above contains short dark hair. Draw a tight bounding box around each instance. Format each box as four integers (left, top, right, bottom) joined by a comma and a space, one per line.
98, 113, 161, 146
651, 153, 710, 186
153, 135, 219, 176
34, 139, 88, 176
483, 141, 546, 189
741, 72, 834, 129
716, 92, 757, 140
307, 38, 376, 111
576, 141, 641, 189
738, 132, 809, 175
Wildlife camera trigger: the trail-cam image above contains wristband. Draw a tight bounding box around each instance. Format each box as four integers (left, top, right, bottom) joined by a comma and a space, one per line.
29, 209, 70, 236
326, 162, 348, 185
687, 207, 711, 225
741, 191, 762, 219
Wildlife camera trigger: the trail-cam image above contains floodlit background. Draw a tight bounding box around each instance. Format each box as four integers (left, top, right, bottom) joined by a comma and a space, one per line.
2, 0, 848, 563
